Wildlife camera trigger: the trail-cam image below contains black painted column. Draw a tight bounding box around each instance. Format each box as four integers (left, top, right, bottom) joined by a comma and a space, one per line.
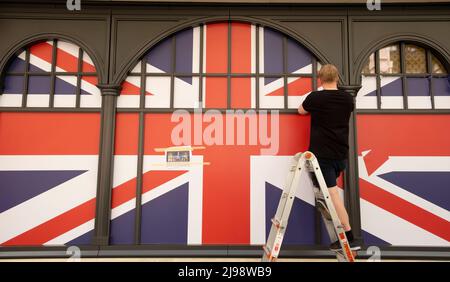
92, 84, 120, 246
340, 85, 362, 239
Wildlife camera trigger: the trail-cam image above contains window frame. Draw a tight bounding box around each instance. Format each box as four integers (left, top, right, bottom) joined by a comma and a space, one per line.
361, 41, 449, 111
117, 22, 322, 113
0, 39, 100, 112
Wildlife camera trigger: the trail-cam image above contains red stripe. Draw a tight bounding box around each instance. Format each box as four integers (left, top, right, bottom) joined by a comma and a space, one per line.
2, 170, 188, 246
230, 23, 252, 108
205, 77, 228, 108
205, 23, 228, 108
30, 42, 97, 89
115, 113, 139, 155
266, 77, 312, 97
0, 113, 100, 155
30, 42, 52, 67
2, 199, 96, 246
231, 22, 251, 73
360, 178, 450, 241
120, 80, 153, 96
206, 23, 228, 73
112, 170, 188, 208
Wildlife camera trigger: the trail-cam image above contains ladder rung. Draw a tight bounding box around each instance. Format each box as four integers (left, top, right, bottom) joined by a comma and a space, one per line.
271, 218, 281, 228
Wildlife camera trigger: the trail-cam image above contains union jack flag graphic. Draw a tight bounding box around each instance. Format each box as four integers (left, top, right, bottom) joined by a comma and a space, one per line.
357, 75, 450, 109
357, 115, 450, 246
118, 22, 320, 109
0, 40, 101, 108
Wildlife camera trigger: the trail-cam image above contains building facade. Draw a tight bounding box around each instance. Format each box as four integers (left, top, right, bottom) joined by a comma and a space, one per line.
0, 0, 449, 258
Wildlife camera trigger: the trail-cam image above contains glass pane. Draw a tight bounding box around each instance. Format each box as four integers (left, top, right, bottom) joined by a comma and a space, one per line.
203, 77, 227, 108
0, 75, 23, 107
54, 75, 77, 107
27, 76, 50, 107
118, 75, 141, 108
380, 76, 403, 109
357, 75, 377, 109
231, 22, 254, 74
379, 44, 400, 74
433, 76, 450, 109
431, 54, 447, 74
3, 75, 24, 94
6, 50, 26, 73
80, 76, 101, 107
405, 44, 426, 73
362, 53, 375, 74
28, 41, 53, 72
287, 77, 313, 109
231, 77, 255, 108
174, 76, 200, 108
287, 37, 313, 74
259, 27, 283, 74
145, 76, 171, 108
81, 50, 97, 73
204, 22, 228, 73
407, 78, 431, 109
56, 41, 79, 72
145, 36, 173, 73
258, 76, 284, 109
176, 27, 200, 74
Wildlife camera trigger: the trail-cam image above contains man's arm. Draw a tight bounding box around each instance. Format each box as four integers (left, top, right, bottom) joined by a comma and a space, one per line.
298, 104, 309, 115
299, 93, 314, 115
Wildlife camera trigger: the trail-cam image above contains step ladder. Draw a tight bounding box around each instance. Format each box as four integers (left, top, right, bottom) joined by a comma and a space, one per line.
262, 151, 356, 262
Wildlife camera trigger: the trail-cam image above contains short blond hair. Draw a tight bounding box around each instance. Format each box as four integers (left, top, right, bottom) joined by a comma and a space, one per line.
318, 64, 339, 83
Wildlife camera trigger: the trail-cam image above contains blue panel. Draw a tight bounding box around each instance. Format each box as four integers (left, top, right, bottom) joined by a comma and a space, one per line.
362, 230, 390, 247
265, 182, 315, 245
146, 36, 173, 73
66, 230, 93, 246
175, 28, 193, 84
378, 171, 450, 211
0, 170, 87, 213
140, 183, 189, 244
263, 28, 283, 84
287, 37, 312, 73
110, 208, 136, 245
3, 75, 24, 94
407, 78, 429, 96
433, 77, 450, 96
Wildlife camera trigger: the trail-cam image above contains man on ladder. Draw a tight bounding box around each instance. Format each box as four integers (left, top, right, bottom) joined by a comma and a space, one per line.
298, 64, 361, 252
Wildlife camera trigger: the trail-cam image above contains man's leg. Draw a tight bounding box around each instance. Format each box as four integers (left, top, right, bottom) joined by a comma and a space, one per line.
328, 186, 351, 231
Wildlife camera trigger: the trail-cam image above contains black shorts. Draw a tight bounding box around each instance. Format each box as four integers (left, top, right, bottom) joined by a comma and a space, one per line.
317, 158, 347, 188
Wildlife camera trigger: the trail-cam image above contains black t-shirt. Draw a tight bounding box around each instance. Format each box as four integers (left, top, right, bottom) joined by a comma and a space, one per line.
302, 89, 354, 160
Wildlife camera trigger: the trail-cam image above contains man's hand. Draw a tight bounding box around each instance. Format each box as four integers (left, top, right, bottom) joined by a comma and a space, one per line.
298, 104, 309, 115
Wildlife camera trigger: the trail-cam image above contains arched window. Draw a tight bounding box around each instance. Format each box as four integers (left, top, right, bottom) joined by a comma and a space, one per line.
0, 40, 101, 108
118, 22, 322, 110
358, 42, 450, 110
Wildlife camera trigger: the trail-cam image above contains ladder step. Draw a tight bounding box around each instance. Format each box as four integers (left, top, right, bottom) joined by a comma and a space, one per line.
271, 218, 282, 228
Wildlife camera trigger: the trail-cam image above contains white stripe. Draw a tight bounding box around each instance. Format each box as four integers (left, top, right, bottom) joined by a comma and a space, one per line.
174, 76, 199, 108
0, 156, 98, 244
145, 76, 171, 108
434, 96, 450, 109
192, 27, 200, 73
0, 95, 22, 107
57, 41, 95, 69
361, 199, 449, 246
359, 156, 450, 222
117, 76, 141, 108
